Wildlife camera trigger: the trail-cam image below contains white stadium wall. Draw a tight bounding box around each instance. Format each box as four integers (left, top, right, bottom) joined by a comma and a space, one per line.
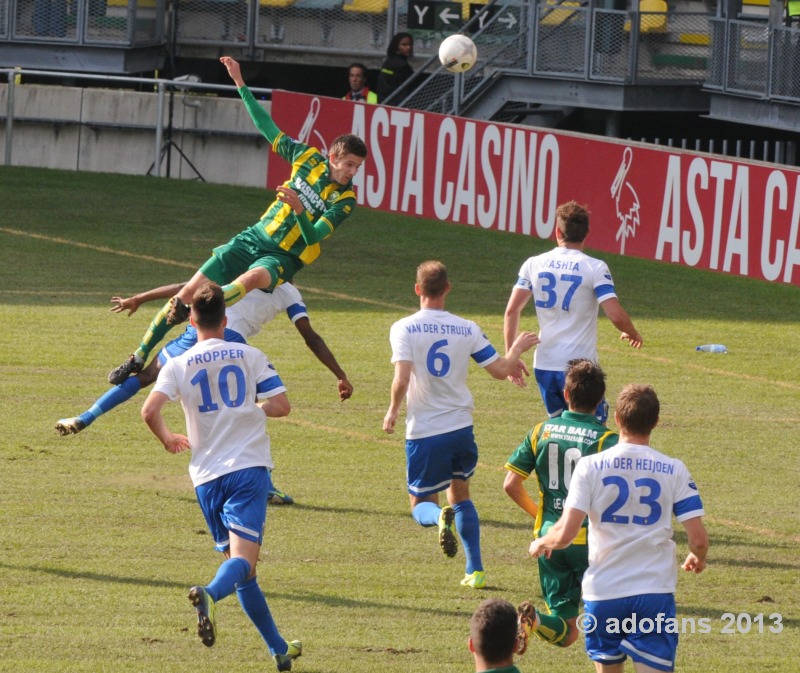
0, 83, 272, 187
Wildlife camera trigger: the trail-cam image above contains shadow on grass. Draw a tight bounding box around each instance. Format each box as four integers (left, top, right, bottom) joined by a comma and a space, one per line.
0, 561, 481, 618
702, 556, 800, 572
267, 587, 488, 617
673, 530, 799, 557
289, 503, 533, 532
0, 561, 187, 590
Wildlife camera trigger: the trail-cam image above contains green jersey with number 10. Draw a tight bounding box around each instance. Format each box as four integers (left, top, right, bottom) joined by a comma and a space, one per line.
505, 410, 618, 542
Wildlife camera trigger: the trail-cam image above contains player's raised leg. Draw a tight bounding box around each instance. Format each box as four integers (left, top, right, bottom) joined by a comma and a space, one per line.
107, 292, 186, 385
56, 376, 142, 435
108, 262, 230, 385
409, 491, 458, 558
57, 359, 161, 435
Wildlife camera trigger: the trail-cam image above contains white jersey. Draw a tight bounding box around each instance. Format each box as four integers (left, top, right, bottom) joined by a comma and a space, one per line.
565, 442, 705, 601
389, 308, 499, 439
153, 338, 287, 488
515, 247, 617, 371
226, 283, 308, 339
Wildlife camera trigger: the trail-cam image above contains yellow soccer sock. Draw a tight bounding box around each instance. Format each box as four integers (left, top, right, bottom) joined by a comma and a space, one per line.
222, 280, 247, 307
135, 298, 174, 360
534, 611, 570, 647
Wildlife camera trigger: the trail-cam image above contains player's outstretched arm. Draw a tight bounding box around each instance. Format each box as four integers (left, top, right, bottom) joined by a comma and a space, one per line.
484, 331, 539, 381
601, 297, 643, 348
294, 318, 353, 401
111, 282, 186, 315
221, 56, 282, 144
681, 516, 709, 574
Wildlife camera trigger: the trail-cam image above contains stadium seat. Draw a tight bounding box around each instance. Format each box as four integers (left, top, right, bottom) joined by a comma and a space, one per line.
540, 0, 582, 28
456, 0, 487, 20
341, 0, 388, 14
624, 0, 668, 34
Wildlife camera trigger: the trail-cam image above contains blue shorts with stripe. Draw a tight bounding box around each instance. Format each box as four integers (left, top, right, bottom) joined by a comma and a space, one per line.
534, 368, 608, 424
157, 326, 247, 366
405, 426, 478, 497
195, 466, 272, 553
583, 593, 677, 672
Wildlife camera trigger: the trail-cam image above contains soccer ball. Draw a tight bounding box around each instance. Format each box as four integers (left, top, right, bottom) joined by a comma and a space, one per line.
438, 34, 478, 73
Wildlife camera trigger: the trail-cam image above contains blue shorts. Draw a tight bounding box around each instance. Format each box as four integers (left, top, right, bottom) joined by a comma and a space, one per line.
534, 368, 608, 424
157, 326, 247, 366
195, 467, 272, 553
405, 426, 478, 497
584, 593, 678, 672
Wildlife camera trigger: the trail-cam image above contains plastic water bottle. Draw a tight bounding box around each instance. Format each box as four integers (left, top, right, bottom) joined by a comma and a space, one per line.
696, 344, 728, 353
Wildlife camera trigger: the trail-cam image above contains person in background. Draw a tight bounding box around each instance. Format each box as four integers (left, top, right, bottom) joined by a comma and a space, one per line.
343, 62, 377, 103
376, 32, 414, 103
469, 598, 523, 673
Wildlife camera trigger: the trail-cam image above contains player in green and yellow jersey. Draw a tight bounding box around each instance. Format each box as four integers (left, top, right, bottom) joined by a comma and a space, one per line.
503, 359, 618, 653
108, 56, 368, 385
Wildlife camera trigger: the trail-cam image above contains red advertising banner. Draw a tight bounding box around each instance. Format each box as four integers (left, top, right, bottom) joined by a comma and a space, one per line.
269, 91, 800, 285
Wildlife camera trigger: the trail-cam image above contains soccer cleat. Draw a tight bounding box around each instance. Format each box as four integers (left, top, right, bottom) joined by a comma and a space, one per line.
166, 296, 190, 326
274, 640, 302, 672
188, 586, 216, 647
55, 417, 87, 436
108, 354, 144, 385
437, 505, 458, 558
268, 488, 295, 505
515, 600, 540, 655
460, 570, 487, 589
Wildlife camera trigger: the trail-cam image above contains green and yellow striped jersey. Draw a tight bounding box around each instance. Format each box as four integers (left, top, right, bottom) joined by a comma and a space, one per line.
505, 410, 618, 541
238, 86, 357, 266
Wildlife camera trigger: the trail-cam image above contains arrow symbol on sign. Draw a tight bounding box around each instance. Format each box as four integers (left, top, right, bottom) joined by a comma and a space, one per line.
498, 12, 517, 28
439, 7, 460, 23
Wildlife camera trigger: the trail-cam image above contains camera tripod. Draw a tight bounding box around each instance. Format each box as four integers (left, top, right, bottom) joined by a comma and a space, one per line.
147, 0, 205, 181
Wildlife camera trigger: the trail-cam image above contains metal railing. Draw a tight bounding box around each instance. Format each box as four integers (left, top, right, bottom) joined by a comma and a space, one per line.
380, 0, 528, 112
4, 0, 800, 113
389, 2, 713, 115
5, 0, 164, 45
706, 18, 800, 102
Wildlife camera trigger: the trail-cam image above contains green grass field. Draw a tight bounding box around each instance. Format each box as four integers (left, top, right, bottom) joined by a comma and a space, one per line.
1, 165, 798, 672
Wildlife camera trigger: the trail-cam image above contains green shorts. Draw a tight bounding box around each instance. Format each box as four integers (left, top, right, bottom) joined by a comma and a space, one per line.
537, 538, 589, 620
199, 226, 304, 290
